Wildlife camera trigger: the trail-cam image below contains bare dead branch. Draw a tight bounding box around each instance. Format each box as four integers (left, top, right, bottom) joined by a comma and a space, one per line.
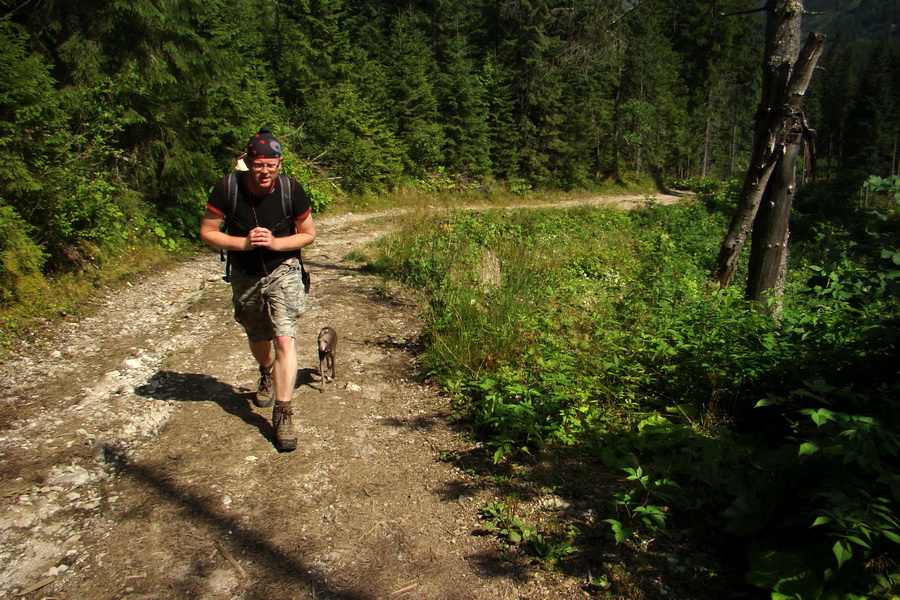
720, 5, 767, 17
786, 32, 827, 102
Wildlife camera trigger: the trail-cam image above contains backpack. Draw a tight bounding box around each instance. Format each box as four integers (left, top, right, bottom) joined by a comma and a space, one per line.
220, 172, 310, 293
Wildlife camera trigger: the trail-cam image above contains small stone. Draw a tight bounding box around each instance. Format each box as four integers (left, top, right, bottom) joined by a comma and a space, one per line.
49, 467, 91, 488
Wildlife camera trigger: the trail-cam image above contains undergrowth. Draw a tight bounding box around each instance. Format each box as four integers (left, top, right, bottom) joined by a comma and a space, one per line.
363, 180, 900, 599
0, 242, 183, 352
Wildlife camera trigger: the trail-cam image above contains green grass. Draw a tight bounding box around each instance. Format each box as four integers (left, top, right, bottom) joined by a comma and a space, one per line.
326, 176, 658, 215
361, 187, 900, 599
0, 241, 186, 352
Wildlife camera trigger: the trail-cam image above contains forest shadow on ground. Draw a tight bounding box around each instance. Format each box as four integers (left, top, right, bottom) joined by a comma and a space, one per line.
417, 424, 764, 600
129, 371, 538, 597
98, 443, 376, 600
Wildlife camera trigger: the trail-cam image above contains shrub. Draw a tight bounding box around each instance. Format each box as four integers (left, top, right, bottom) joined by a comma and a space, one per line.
0, 202, 46, 304
363, 186, 900, 598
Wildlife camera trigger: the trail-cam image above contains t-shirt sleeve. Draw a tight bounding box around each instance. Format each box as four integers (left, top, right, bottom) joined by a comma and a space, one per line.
291, 179, 312, 222
206, 177, 228, 216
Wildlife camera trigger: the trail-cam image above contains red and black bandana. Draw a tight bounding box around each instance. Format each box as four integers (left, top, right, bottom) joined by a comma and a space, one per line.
246, 126, 282, 159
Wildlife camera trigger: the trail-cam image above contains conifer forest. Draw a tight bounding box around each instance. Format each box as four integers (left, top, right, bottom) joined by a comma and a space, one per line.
0, 0, 893, 287
1, 0, 899, 598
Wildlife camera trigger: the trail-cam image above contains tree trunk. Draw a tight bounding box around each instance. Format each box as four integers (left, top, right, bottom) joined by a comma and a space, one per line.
893, 137, 899, 177
713, 0, 825, 291
702, 89, 713, 177
745, 141, 800, 312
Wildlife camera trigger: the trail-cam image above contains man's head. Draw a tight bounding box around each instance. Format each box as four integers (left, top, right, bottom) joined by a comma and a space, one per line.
243, 126, 283, 192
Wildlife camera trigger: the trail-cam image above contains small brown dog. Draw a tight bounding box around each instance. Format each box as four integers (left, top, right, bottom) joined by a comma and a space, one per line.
317, 327, 337, 391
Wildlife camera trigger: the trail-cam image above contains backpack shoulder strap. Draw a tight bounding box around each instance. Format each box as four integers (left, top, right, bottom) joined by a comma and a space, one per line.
220, 172, 242, 283
278, 174, 292, 228
225, 172, 240, 218
220, 172, 254, 230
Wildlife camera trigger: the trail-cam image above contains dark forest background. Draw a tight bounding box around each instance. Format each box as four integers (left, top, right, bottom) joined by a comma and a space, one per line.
0, 0, 896, 304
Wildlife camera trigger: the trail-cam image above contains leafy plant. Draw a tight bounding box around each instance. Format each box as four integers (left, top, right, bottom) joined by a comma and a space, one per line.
603, 465, 678, 543
860, 174, 900, 209
365, 177, 900, 598
0, 203, 46, 304
479, 498, 538, 545
280, 152, 334, 214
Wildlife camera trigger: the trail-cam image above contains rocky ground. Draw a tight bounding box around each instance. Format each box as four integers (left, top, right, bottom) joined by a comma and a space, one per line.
0, 194, 677, 600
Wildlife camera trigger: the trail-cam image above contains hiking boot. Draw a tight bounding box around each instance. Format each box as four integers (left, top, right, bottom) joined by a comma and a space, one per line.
254, 364, 274, 408
272, 402, 297, 451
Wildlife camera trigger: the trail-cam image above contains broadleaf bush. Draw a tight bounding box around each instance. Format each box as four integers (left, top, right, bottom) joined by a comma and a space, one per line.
365, 180, 900, 598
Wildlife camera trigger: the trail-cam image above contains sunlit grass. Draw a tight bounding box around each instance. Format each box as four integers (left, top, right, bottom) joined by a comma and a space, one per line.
325, 176, 658, 215
359, 187, 900, 599
0, 242, 182, 350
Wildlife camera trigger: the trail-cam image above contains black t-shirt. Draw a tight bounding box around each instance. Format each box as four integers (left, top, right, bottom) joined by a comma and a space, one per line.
207, 172, 311, 277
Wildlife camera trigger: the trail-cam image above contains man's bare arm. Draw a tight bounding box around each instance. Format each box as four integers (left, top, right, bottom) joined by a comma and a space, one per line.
199, 208, 252, 251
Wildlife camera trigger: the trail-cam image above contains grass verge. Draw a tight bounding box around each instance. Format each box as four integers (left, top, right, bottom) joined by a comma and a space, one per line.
361, 187, 900, 599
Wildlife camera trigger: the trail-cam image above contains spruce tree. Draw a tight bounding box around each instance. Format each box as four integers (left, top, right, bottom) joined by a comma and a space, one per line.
386, 8, 446, 175
844, 39, 900, 177
664, 0, 762, 179
614, 4, 689, 179
0, 16, 62, 287
434, 23, 492, 180
807, 34, 859, 180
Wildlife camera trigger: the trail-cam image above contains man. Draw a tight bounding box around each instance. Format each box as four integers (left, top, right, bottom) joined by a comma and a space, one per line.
199, 126, 316, 451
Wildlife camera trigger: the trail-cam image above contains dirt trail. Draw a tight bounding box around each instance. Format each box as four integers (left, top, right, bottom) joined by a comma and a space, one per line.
0, 193, 677, 600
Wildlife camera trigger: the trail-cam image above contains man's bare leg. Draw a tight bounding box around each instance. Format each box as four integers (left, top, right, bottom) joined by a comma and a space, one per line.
272, 335, 297, 403
249, 339, 274, 370
248, 339, 275, 407
270, 335, 298, 451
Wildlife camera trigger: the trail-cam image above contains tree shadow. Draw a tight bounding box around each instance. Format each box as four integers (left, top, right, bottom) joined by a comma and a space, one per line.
380, 414, 440, 432
134, 368, 345, 447
99, 443, 374, 600
303, 257, 362, 281
432, 433, 764, 599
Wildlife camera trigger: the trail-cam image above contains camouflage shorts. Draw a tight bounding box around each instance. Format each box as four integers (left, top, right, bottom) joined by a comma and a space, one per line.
230, 257, 308, 343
